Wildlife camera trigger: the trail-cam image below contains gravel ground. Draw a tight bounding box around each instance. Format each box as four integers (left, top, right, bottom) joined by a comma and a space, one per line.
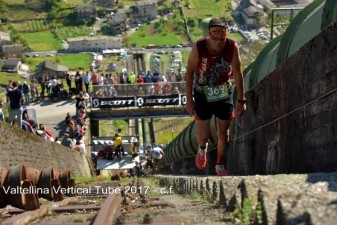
121, 181, 232, 225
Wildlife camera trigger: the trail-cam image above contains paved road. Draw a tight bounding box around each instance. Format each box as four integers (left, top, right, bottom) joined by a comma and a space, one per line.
28, 98, 77, 138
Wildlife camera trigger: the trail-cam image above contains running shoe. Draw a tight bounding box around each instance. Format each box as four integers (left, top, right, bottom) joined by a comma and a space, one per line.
215, 164, 228, 176
195, 145, 207, 169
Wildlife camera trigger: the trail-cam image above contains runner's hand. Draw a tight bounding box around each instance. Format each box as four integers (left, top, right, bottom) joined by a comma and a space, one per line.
185, 100, 195, 116
235, 101, 246, 117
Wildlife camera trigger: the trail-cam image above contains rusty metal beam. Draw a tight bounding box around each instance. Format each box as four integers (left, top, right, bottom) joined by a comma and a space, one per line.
91, 192, 123, 225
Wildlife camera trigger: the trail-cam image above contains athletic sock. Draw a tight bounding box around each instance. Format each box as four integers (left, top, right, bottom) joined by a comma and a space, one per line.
216, 154, 224, 165
198, 143, 208, 156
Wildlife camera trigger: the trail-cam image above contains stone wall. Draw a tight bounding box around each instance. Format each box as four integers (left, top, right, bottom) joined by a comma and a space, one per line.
0, 122, 92, 177
158, 173, 337, 225
228, 22, 337, 175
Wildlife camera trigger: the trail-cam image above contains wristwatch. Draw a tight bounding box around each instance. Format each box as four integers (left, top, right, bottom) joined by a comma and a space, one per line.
237, 99, 247, 104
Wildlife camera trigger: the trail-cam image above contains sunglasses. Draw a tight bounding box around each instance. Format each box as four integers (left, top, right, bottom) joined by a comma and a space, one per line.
209, 28, 227, 35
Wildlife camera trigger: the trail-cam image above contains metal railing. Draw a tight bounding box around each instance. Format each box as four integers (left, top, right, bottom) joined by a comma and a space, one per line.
88, 81, 186, 98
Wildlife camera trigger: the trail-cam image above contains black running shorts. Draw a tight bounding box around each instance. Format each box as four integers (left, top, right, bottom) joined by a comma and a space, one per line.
194, 89, 234, 121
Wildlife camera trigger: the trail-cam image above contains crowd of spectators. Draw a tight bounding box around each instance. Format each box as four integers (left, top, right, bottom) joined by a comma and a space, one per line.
2, 79, 88, 155
64, 69, 185, 98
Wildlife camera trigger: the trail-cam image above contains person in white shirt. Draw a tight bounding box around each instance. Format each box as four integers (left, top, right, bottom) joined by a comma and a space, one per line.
73, 139, 86, 154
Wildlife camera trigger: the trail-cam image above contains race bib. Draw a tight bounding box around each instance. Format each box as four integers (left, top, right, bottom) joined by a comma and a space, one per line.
203, 83, 229, 102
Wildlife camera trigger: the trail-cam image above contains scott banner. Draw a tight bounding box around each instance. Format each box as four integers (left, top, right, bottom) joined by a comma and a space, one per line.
91, 94, 187, 108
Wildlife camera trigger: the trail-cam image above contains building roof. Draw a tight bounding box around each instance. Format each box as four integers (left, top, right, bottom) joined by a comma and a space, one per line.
2, 44, 24, 53
136, 0, 158, 6
110, 12, 127, 23
3, 58, 21, 66
76, 3, 95, 10
67, 35, 122, 42
0, 31, 11, 42
239, 0, 275, 11
43, 61, 68, 72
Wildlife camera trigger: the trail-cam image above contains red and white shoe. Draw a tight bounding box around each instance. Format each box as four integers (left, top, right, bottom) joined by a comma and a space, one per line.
215, 164, 228, 176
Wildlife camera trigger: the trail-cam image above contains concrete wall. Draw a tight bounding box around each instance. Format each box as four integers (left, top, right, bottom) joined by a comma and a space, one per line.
0, 122, 92, 177
228, 22, 337, 175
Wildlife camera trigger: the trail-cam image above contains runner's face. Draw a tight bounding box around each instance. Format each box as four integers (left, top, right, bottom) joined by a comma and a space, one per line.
209, 26, 228, 40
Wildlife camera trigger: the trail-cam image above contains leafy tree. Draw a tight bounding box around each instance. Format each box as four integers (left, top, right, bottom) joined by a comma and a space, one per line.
0, 0, 8, 22
122, 33, 131, 48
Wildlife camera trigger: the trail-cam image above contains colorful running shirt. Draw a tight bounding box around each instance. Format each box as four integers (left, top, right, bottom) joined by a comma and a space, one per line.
193, 37, 235, 93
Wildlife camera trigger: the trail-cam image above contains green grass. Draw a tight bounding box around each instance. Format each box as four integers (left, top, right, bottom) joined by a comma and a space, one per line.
54, 26, 93, 41
57, 53, 91, 71
183, 0, 232, 42
130, 26, 184, 48
6, 0, 25, 5
99, 120, 129, 137
8, 9, 47, 21
23, 54, 91, 72
186, 0, 232, 18
23, 31, 63, 51
128, 6, 189, 48
228, 32, 245, 43
0, 72, 26, 87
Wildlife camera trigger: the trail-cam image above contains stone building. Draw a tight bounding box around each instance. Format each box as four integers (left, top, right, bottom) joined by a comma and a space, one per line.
129, 0, 158, 24
76, 3, 96, 22
66, 36, 122, 52
106, 12, 128, 35
96, 0, 117, 7
35, 61, 69, 79
1, 44, 24, 58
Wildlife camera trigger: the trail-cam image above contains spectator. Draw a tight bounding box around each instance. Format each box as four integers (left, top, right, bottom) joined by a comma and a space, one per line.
109, 87, 117, 97
128, 72, 136, 84
138, 69, 146, 80
22, 119, 35, 133
30, 80, 38, 102
38, 74, 46, 97
164, 82, 172, 95
136, 75, 144, 84
145, 71, 153, 83
152, 69, 161, 83
91, 71, 99, 86
6, 81, 24, 129
64, 112, 72, 126
66, 73, 72, 93
45, 75, 51, 96
74, 92, 85, 116
113, 74, 120, 84
137, 87, 145, 95
74, 71, 83, 93
54, 137, 61, 145
82, 90, 90, 107
22, 81, 30, 105
22, 107, 30, 121
119, 72, 127, 84
0, 100, 5, 121
172, 86, 180, 94
83, 71, 91, 93
150, 146, 164, 173
73, 139, 86, 154
114, 132, 123, 160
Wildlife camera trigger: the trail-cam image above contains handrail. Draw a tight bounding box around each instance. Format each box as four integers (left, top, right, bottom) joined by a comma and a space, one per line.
87, 81, 186, 98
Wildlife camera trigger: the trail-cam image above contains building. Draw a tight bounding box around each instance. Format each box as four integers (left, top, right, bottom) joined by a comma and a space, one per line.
66, 36, 122, 52
0, 31, 11, 47
0, 58, 22, 73
129, 0, 158, 24
76, 3, 96, 22
35, 61, 69, 79
1, 44, 24, 58
106, 12, 128, 35
237, 0, 275, 27
96, 0, 117, 7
